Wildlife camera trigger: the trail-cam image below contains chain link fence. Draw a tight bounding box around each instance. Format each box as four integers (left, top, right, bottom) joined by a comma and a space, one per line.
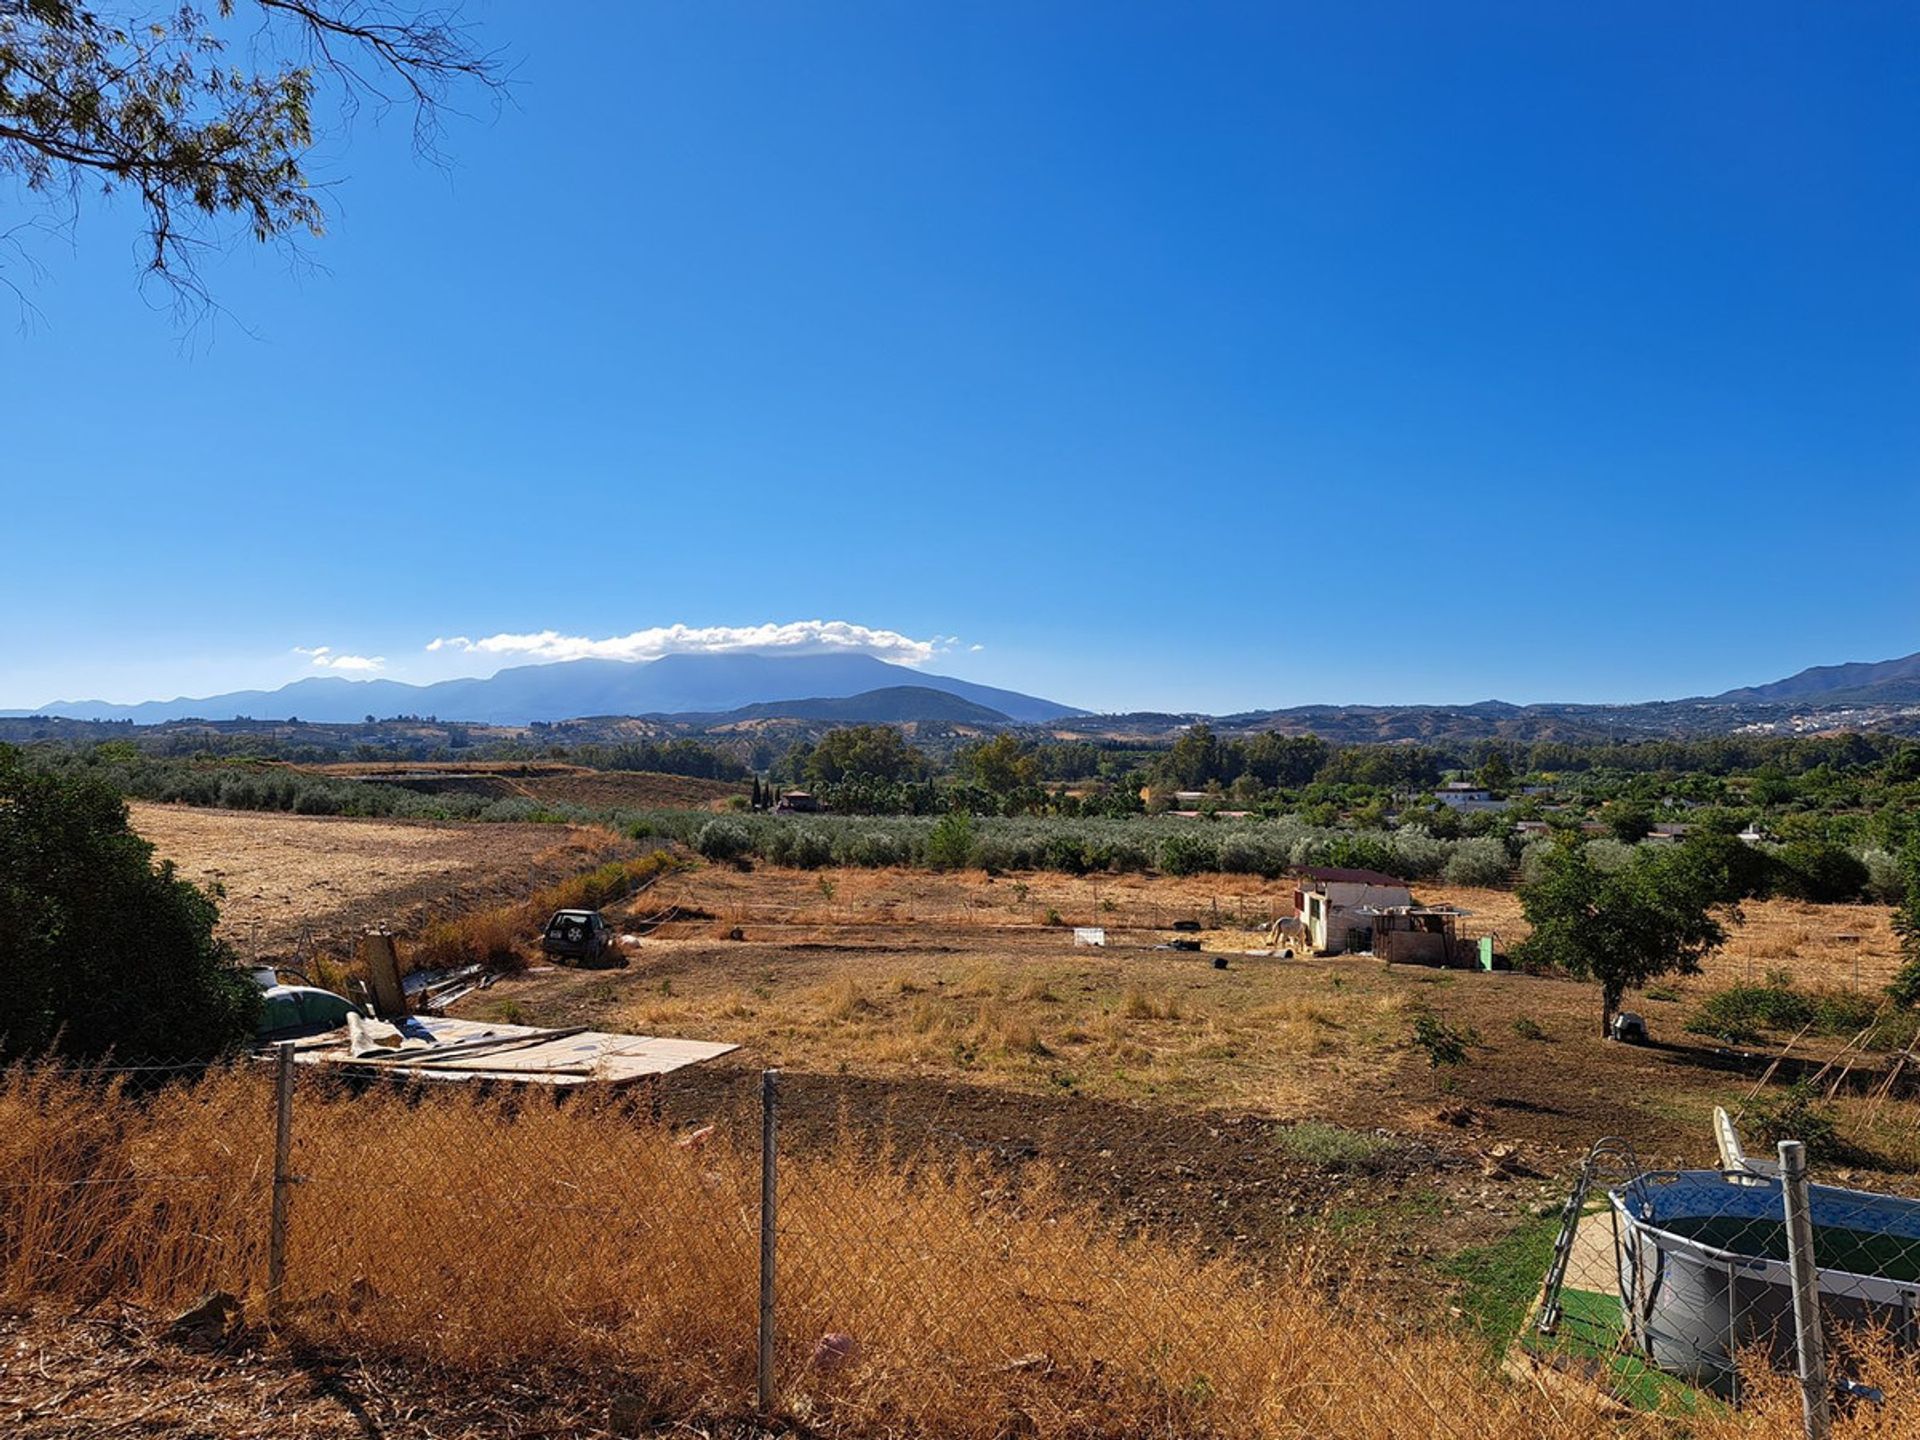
3, 1054, 1917, 1437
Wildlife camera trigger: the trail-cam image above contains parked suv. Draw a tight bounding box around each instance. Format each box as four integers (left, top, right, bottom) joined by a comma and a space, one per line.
541, 908, 616, 965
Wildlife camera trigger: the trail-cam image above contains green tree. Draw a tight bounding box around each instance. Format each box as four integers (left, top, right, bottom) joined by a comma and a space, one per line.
925, 809, 976, 870
1161, 722, 1223, 789
1515, 839, 1731, 1038
1473, 748, 1515, 792
0, 2, 500, 309
1238, 732, 1329, 789
805, 725, 927, 785
1773, 840, 1869, 904
958, 734, 1038, 794
1886, 839, 1920, 1008
0, 746, 259, 1061
1410, 1013, 1475, 1091
1606, 801, 1655, 843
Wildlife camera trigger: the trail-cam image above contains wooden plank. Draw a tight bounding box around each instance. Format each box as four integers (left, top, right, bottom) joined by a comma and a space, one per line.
289, 1012, 738, 1087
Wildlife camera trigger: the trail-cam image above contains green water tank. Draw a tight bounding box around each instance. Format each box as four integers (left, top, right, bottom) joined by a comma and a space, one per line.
257, 985, 359, 1037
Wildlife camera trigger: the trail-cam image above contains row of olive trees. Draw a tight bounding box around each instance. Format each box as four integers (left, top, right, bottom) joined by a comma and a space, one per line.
670, 812, 1522, 883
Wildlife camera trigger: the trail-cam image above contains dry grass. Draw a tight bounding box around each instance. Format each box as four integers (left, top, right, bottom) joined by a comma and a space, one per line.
131, 804, 626, 958
407, 849, 683, 975
607, 945, 1409, 1115
3, 1062, 1888, 1439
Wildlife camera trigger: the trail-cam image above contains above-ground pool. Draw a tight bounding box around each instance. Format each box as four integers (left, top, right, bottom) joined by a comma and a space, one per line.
1611, 1169, 1920, 1394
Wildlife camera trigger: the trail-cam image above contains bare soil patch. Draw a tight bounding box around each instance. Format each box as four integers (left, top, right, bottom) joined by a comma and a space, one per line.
463, 863, 1920, 1256
0, 1303, 703, 1440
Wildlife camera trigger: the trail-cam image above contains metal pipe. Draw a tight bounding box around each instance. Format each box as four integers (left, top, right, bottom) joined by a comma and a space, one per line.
267, 1042, 295, 1324
1780, 1140, 1831, 1439
758, 1068, 781, 1416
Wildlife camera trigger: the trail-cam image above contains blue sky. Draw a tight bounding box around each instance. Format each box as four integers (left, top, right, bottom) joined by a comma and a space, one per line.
2, 2, 1916, 715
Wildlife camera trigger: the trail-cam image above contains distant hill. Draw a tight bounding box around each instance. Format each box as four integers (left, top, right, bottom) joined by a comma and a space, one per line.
1713, 650, 1920, 705
5, 652, 1083, 727
698, 686, 1012, 727
15, 647, 1920, 745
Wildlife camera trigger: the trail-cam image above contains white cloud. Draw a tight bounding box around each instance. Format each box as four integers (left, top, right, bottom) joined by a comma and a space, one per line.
293, 646, 386, 673
424, 621, 949, 667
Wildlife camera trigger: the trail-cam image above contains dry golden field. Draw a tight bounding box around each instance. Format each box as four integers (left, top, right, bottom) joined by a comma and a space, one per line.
14, 811, 1920, 1438
129, 803, 632, 961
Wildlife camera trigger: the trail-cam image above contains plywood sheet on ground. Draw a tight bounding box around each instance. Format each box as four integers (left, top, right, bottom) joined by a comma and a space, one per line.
289, 1014, 737, 1087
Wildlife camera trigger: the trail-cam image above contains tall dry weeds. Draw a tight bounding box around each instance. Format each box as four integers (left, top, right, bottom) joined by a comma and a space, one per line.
1, 1062, 1909, 1439
409, 849, 682, 973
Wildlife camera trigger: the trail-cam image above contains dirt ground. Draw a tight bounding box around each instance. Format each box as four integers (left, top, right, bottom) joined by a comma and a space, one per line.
130, 804, 628, 965
112, 810, 1920, 1270
0, 1303, 720, 1440
441, 862, 1919, 1273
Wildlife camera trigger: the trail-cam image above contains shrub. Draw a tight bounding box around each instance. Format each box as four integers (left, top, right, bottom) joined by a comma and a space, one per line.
1217, 831, 1284, 878
925, 810, 975, 870
1773, 840, 1870, 903
789, 828, 835, 870
1409, 1014, 1474, 1084
1862, 847, 1907, 905
0, 748, 260, 1061
1040, 833, 1090, 876
1747, 1081, 1849, 1165
1583, 838, 1635, 873
695, 819, 753, 863
1441, 837, 1511, 888
1158, 831, 1216, 877
1685, 978, 1879, 1045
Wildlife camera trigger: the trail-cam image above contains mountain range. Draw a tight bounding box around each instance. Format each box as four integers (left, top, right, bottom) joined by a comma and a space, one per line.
4, 653, 1082, 727
1708, 651, 1920, 706
9, 647, 1920, 739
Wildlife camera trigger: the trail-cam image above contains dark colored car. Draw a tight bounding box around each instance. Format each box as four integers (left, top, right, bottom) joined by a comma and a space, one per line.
541, 908, 616, 964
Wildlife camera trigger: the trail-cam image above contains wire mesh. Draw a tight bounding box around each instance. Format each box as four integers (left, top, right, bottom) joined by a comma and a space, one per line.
7, 1056, 1920, 1437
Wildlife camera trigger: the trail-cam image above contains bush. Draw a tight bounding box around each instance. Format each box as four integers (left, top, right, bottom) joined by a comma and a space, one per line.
1685, 978, 1879, 1045
695, 819, 753, 863
925, 810, 975, 870
1747, 1081, 1849, 1165
1862, 847, 1907, 905
1583, 838, 1636, 873
788, 828, 835, 870
0, 748, 260, 1061
1441, 837, 1511, 888
1773, 840, 1870, 903
1040, 833, 1091, 876
1158, 831, 1217, 877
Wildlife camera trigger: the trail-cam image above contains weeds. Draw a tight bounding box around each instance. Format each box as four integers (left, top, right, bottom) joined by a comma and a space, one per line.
411, 850, 681, 974
1686, 977, 1885, 1046
0, 1064, 1885, 1439
1278, 1120, 1396, 1170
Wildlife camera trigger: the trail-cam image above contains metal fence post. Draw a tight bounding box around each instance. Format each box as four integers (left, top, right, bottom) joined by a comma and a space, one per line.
758, 1068, 780, 1416
1779, 1140, 1831, 1440
267, 1041, 295, 1325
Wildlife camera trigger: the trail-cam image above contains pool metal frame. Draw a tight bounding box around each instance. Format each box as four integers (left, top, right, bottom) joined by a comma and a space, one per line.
1609, 1167, 1920, 1397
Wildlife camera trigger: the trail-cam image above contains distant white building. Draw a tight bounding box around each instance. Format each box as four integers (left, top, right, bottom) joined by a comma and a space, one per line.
1434, 782, 1508, 814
